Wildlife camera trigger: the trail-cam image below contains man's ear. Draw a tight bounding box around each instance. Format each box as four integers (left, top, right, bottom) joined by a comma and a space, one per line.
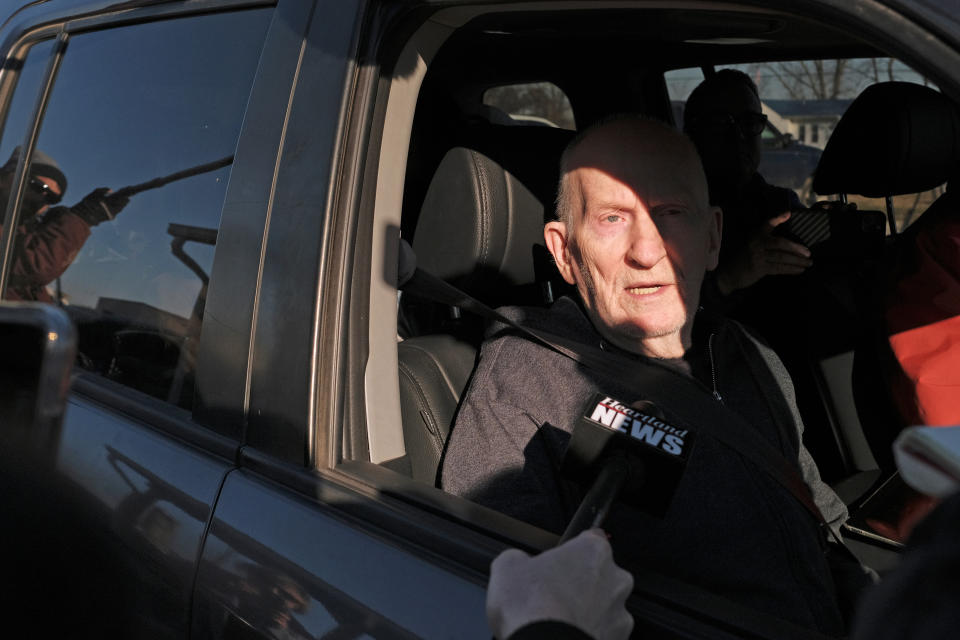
705, 206, 722, 271
544, 220, 577, 285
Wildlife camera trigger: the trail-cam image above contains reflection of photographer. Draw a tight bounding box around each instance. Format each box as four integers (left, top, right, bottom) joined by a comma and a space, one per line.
1, 146, 128, 302
70, 186, 129, 227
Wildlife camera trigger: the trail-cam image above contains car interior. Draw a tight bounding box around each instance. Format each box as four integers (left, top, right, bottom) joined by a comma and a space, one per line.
351, 0, 959, 606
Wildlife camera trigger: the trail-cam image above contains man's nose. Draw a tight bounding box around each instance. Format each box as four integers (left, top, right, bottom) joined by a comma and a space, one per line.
625, 214, 667, 268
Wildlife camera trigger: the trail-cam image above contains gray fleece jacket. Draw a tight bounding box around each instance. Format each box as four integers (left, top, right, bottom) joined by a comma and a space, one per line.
440, 296, 859, 636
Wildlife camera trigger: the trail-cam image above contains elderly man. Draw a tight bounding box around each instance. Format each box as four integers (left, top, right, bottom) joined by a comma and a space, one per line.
440, 117, 870, 635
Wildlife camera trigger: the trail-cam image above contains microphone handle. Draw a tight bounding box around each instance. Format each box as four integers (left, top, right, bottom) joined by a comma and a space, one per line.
558, 454, 638, 544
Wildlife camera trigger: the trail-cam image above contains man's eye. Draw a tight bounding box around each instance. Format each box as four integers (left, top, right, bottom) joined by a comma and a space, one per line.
603, 214, 622, 223
656, 207, 685, 217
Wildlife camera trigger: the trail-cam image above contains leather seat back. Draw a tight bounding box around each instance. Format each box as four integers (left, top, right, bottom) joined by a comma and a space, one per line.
398, 335, 477, 483
398, 134, 569, 483
412, 146, 549, 307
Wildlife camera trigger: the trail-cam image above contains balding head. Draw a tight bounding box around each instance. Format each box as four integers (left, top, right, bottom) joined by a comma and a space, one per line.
556, 117, 711, 228
544, 116, 722, 359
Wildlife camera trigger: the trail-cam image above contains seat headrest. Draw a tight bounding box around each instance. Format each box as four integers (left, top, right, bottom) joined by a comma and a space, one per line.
412, 147, 548, 303
813, 82, 960, 198
459, 123, 575, 211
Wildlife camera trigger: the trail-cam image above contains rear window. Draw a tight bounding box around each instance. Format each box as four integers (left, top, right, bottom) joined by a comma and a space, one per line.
666, 57, 943, 225
482, 82, 576, 130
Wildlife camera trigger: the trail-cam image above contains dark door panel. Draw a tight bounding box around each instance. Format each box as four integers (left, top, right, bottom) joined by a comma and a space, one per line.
193, 469, 490, 639
6, 395, 232, 638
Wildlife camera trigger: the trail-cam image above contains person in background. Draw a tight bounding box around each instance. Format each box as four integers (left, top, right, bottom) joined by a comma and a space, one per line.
682, 70, 810, 301
0, 146, 128, 302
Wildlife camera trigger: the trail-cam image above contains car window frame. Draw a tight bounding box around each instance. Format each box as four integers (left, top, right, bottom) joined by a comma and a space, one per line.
0, 0, 279, 454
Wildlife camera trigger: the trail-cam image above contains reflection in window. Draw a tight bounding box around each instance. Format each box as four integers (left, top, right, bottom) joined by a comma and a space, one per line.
0, 38, 56, 187
3, 9, 272, 410
483, 82, 576, 130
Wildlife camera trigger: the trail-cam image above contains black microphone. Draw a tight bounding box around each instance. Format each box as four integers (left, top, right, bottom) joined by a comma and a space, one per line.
558, 393, 693, 543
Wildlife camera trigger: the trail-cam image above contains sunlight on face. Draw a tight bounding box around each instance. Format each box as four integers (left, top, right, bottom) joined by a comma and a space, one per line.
546, 121, 721, 358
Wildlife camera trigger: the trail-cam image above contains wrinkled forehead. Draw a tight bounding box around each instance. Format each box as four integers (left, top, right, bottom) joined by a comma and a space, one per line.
566, 124, 709, 214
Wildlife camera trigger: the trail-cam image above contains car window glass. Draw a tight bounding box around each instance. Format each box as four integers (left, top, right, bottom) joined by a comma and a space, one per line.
664, 67, 705, 109
482, 82, 575, 130
669, 58, 944, 223
725, 58, 943, 228
761, 122, 780, 143
2, 9, 272, 412
0, 39, 55, 171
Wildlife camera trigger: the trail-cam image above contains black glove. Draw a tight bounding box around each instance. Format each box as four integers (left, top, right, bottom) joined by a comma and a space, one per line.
71, 187, 130, 226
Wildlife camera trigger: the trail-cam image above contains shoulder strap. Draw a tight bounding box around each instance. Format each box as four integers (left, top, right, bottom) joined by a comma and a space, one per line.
402, 267, 831, 533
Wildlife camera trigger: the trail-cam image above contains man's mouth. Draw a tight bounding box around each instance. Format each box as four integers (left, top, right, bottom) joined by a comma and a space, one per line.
627, 285, 664, 295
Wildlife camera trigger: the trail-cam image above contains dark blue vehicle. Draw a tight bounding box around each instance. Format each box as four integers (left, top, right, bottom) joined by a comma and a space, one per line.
759, 119, 823, 205
0, 1, 958, 638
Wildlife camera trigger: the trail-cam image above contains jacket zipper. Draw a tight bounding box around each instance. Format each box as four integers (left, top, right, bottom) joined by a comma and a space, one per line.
708, 332, 723, 403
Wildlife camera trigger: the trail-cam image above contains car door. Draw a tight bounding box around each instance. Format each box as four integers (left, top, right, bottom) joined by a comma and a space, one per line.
190, 0, 495, 637
0, 1, 276, 636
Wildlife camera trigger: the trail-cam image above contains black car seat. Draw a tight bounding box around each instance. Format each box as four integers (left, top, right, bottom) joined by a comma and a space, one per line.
397, 132, 570, 484
812, 81, 960, 470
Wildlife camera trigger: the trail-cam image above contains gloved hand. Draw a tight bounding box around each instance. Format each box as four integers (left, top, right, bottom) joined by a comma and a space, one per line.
71, 187, 130, 226
486, 529, 634, 640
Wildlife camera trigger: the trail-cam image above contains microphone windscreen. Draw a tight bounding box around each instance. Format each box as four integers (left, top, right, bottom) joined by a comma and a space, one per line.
562, 393, 693, 517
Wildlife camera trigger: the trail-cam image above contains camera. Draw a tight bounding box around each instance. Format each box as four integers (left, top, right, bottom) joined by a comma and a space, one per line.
774, 201, 887, 259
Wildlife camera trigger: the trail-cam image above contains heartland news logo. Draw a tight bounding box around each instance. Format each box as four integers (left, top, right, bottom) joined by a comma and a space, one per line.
587, 396, 690, 456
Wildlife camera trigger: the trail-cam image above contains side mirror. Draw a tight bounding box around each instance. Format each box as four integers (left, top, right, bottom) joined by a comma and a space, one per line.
0, 302, 75, 438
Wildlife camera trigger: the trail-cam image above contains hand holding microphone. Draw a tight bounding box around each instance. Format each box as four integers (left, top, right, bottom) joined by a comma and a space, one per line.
486, 528, 634, 640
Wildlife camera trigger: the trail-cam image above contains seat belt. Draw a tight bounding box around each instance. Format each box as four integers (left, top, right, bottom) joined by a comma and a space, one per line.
401, 262, 842, 541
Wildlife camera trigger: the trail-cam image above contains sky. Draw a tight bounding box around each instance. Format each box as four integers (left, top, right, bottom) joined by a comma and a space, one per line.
1, 8, 272, 318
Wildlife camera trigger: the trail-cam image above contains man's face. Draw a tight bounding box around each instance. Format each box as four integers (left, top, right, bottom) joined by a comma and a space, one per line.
28, 174, 62, 213
687, 84, 764, 193
0, 169, 62, 215
545, 124, 721, 359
